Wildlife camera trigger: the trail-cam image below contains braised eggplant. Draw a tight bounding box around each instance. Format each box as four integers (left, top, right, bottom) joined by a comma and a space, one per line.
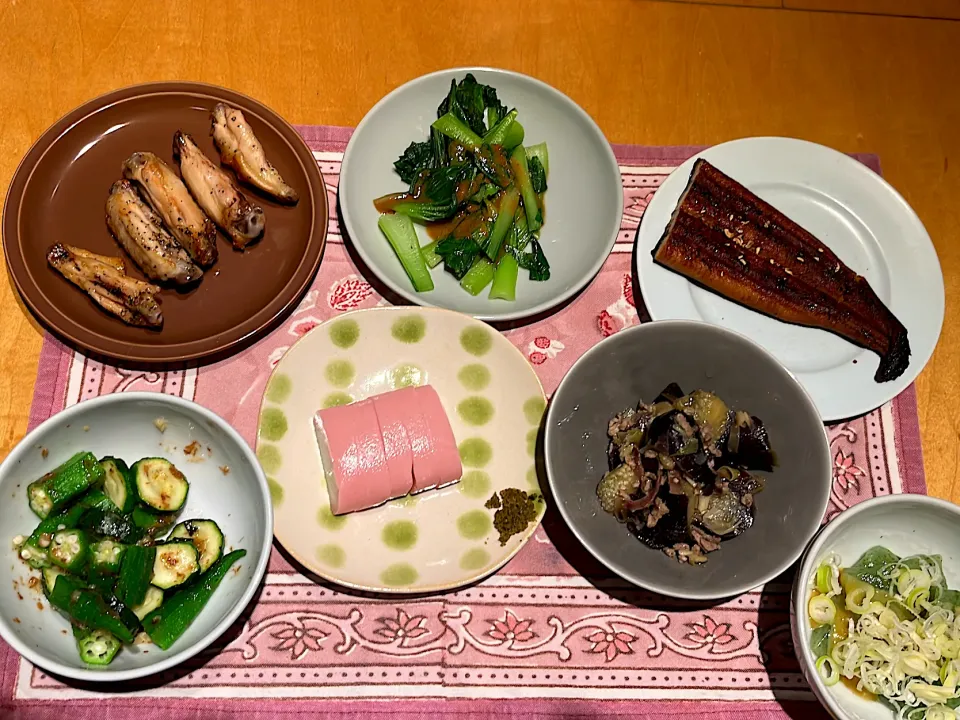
728, 414, 776, 472
628, 493, 689, 550
596, 384, 775, 566
698, 490, 753, 539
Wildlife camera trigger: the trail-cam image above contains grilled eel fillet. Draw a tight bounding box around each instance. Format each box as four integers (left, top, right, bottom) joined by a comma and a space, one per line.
651, 159, 910, 383
47, 244, 163, 328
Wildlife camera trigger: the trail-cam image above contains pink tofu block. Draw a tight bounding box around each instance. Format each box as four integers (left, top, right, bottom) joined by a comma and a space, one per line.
315, 399, 393, 515
371, 387, 417, 499
408, 385, 463, 493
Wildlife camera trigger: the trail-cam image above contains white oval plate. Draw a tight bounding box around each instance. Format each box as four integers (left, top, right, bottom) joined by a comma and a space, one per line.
340, 67, 623, 322
258, 307, 546, 594
636, 137, 944, 422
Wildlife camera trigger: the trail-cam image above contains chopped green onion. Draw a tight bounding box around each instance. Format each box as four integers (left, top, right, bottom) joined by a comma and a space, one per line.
897, 650, 930, 677
897, 568, 932, 596
926, 706, 958, 720
808, 595, 837, 625
816, 656, 839, 686
816, 564, 833, 594
907, 587, 930, 611
940, 659, 960, 688
846, 585, 875, 614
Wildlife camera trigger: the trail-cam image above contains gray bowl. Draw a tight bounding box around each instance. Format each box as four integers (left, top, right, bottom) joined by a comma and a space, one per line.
544, 320, 832, 600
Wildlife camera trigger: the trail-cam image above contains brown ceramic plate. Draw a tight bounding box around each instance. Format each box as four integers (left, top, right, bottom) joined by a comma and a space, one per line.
2, 82, 327, 364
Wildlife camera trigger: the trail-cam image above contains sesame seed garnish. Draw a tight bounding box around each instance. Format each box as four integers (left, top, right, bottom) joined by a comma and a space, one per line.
785, 268, 793, 276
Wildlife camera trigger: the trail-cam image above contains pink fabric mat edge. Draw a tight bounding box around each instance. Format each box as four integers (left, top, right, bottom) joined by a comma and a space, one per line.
8, 127, 927, 719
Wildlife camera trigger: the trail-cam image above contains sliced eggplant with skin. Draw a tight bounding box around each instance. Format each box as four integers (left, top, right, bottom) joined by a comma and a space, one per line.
596, 464, 640, 519
655, 383, 685, 404
647, 410, 690, 456
726, 467, 766, 497
674, 452, 714, 486
732, 415, 776, 471
699, 490, 754, 538
629, 492, 689, 550
675, 390, 732, 447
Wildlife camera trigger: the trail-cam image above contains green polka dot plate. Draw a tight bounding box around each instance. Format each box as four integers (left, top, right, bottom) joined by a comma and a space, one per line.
257, 306, 547, 594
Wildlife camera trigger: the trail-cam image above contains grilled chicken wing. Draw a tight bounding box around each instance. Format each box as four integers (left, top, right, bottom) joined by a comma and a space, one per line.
173, 131, 266, 249
210, 103, 299, 204
122, 152, 218, 267
106, 179, 203, 285
63, 246, 127, 273
47, 243, 163, 328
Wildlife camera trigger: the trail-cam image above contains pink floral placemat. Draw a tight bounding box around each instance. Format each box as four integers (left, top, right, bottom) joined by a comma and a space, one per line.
1, 127, 926, 720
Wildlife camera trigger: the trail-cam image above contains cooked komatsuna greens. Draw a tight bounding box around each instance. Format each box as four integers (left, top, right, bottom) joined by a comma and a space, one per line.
597, 383, 776, 566
13, 452, 245, 667
374, 74, 550, 301
808, 548, 960, 719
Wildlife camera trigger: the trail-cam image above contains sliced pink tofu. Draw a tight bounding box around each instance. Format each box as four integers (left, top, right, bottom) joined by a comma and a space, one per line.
371, 387, 417, 499
314, 399, 393, 515
407, 385, 463, 493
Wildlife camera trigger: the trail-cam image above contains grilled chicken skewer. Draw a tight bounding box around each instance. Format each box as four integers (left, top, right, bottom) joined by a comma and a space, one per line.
122, 152, 219, 267
105, 179, 203, 285
47, 243, 163, 328
211, 103, 299, 204
173, 131, 266, 249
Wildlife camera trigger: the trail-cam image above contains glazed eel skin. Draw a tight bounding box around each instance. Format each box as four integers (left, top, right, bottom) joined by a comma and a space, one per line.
652, 159, 910, 383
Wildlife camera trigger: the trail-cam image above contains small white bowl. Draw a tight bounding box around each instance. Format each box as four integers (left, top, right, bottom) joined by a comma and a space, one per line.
339, 66, 623, 322
0, 393, 272, 682
791, 494, 960, 720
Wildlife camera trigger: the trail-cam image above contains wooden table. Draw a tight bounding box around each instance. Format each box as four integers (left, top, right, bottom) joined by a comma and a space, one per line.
0, 0, 956, 495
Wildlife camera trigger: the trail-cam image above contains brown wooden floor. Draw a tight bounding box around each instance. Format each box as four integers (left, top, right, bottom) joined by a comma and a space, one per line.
660, 0, 960, 20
